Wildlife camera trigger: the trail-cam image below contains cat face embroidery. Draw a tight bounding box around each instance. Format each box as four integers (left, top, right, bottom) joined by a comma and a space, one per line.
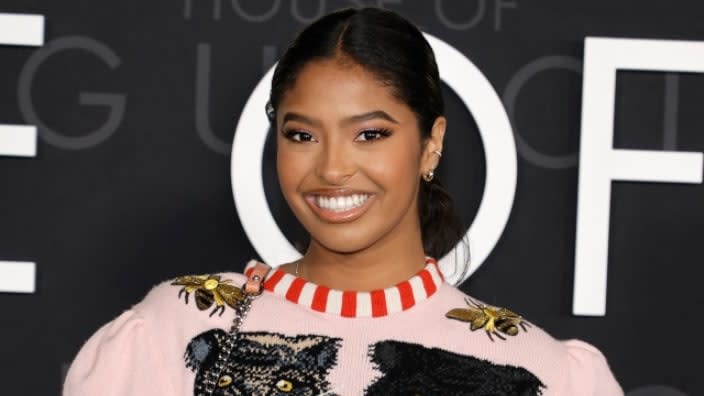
365, 340, 546, 396
185, 330, 341, 396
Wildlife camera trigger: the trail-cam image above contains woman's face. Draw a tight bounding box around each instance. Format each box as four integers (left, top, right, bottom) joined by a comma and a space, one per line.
276, 59, 444, 255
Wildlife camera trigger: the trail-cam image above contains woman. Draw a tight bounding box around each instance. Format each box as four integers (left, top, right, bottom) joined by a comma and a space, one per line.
64, 7, 623, 396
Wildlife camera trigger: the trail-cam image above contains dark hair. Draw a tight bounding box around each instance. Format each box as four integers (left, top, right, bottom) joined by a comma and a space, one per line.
267, 7, 469, 279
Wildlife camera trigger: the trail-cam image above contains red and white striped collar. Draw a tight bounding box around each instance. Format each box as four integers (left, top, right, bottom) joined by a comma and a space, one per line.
244, 257, 444, 318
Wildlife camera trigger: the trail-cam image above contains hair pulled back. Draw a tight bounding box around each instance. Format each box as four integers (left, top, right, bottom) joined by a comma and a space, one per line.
267, 7, 468, 277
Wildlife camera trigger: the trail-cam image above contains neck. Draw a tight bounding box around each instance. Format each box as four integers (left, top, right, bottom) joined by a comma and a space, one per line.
297, 230, 427, 291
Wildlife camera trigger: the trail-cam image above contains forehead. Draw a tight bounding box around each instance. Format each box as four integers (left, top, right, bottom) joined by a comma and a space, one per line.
278, 59, 413, 122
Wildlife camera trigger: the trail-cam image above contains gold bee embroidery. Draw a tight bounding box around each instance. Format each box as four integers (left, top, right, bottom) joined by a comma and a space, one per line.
446, 298, 531, 341
171, 275, 246, 316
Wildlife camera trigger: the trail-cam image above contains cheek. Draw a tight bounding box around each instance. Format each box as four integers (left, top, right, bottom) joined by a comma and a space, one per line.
276, 146, 310, 198
365, 145, 421, 193
276, 150, 295, 193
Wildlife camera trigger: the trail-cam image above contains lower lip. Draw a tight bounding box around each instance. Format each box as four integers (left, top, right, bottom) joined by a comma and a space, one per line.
305, 195, 375, 223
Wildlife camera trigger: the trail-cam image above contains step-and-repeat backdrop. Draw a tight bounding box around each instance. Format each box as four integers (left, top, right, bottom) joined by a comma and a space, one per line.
1, 1, 702, 395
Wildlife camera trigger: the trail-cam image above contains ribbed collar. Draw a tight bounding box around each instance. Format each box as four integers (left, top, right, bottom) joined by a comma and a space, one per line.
244, 257, 444, 318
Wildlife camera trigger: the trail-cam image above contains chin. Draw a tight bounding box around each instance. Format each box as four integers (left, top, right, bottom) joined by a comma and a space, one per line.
308, 225, 386, 255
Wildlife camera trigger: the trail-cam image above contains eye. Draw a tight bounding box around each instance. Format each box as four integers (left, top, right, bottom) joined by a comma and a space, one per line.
355, 128, 391, 142
283, 129, 315, 142
275, 379, 294, 392
217, 374, 233, 388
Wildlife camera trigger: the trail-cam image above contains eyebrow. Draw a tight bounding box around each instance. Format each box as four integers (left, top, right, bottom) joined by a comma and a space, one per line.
282, 110, 399, 127
342, 110, 399, 125
282, 112, 320, 127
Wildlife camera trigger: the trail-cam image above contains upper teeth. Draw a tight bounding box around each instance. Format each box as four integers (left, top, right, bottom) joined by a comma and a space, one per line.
316, 194, 370, 212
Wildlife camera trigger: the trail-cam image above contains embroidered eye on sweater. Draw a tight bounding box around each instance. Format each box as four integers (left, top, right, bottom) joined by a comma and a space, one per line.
446, 298, 531, 341
171, 275, 246, 316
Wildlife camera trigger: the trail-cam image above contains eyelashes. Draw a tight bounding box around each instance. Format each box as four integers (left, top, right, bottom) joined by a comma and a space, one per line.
282, 129, 315, 142
282, 128, 392, 143
355, 128, 392, 142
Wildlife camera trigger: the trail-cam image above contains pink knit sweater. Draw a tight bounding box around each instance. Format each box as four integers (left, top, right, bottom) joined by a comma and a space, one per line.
64, 259, 623, 395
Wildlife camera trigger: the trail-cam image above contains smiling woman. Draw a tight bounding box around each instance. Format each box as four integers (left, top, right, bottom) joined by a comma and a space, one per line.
63, 6, 623, 396
274, 59, 449, 291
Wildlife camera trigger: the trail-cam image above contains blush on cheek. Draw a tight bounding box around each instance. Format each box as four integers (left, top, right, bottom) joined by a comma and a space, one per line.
276, 149, 314, 219
368, 151, 420, 185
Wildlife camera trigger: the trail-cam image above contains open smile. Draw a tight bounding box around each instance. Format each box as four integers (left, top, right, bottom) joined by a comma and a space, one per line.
305, 191, 375, 223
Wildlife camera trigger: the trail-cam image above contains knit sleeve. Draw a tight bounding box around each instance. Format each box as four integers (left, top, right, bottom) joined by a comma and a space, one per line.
562, 339, 624, 396
62, 309, 177, 396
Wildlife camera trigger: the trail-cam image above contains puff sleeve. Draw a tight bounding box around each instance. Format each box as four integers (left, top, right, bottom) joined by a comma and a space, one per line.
63, 309, 177, 396
562, 339, 623, 396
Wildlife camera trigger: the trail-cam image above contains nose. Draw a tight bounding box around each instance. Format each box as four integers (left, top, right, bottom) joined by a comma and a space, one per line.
316, 138, 355, 185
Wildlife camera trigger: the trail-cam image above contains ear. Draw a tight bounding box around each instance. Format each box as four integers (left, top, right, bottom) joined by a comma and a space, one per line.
420, 116, 446, 177
185, 329, 226, 372
298, 336, 341, 371
369, 340, 406, 371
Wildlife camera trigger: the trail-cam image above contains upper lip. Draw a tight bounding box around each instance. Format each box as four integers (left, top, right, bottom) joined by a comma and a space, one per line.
304, 188, 372, 197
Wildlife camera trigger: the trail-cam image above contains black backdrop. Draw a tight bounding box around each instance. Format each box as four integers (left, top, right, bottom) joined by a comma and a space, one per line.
1, 1, 703, 395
